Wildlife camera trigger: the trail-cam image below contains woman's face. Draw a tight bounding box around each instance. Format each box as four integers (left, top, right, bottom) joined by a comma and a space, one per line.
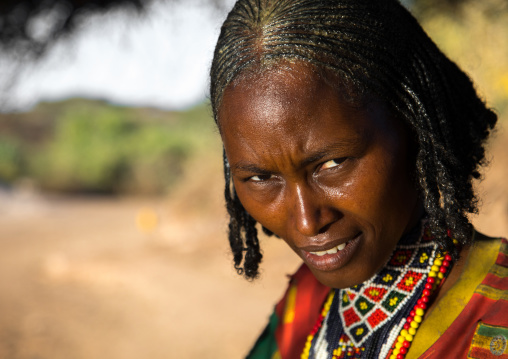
218, 63, 422, 289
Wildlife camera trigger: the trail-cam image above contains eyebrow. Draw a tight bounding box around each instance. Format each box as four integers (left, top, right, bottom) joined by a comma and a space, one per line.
230, 137, 364, 174
230, 162, 272, 174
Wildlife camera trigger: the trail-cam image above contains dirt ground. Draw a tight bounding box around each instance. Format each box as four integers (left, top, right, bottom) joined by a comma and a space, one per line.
0, 128, 507, 359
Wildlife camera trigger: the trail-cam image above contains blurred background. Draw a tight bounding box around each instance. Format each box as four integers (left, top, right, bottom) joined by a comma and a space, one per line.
0, 0, 507, 358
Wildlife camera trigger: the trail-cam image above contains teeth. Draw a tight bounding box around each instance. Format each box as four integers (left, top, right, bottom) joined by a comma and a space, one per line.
313, 250, 328, 256
310, 242, 347, 256
326, 247, 338, 254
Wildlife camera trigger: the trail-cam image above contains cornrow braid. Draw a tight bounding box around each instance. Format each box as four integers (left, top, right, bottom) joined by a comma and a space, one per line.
210, 0, 497, 279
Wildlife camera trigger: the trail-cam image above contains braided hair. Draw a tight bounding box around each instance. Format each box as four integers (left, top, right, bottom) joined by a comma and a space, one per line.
210, 0, 497, 279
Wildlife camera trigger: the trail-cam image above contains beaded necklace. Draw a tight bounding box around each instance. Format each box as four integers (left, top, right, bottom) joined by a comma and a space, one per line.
301, 223, 453, 359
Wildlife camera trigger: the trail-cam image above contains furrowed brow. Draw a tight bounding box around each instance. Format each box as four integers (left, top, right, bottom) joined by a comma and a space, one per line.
230, 162, 271, 174
229, 138, 365, 174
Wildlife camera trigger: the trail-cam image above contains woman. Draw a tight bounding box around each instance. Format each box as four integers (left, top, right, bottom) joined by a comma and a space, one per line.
210, 0, 507, 358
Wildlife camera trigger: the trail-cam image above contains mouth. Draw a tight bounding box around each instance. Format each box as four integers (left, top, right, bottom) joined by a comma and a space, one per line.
300, 232, 362, 272
308, 242, 347, 256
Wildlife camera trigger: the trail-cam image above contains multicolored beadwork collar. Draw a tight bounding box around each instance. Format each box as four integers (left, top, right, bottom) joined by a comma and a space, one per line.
305, 221, 452, 359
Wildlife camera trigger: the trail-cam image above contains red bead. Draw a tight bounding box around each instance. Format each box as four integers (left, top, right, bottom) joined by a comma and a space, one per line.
400, 347, 408, 355
447, 229, 452, 237
407, 317, 413, 323
422, 296, 429, 303
404, 323, 410, 330
443, 260, 450, 267
440, 266, 447, 273
410, 310, 415, 317
417, 299, 422, 305
427, 277, 435, 284
425, 283, 433, 290
397, 354, 404, 359
423, 289, 431, 296
418, 303, 427, 310
403, 341, 411, 348
445, 254, 452, 261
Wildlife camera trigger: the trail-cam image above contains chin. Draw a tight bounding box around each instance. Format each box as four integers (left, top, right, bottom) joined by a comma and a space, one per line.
309, 265, 373, 289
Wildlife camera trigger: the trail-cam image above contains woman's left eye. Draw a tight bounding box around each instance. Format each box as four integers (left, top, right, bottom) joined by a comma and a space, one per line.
248, 174, 273, 182
320, 158, 346, 171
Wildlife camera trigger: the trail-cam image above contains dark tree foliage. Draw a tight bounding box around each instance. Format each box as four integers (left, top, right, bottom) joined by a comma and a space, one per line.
0, 0, 148, 58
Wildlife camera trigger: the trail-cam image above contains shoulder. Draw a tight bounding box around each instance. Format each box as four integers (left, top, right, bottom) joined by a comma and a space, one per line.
412, 235, 508, 358
247, 264, 330, 359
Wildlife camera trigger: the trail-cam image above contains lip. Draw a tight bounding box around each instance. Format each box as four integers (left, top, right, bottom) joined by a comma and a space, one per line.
300, 232, 362, 272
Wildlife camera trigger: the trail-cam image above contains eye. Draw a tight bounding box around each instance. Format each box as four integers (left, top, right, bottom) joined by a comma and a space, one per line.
248, 174, 273, 182
320, 158, 346, 171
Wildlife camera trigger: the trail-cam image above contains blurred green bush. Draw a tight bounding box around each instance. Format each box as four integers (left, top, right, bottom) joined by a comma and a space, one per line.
0, 99, 218, 195
0, 136, 23, 182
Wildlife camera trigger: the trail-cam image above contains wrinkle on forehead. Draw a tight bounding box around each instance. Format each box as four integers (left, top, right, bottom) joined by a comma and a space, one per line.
217, 62, 322, 133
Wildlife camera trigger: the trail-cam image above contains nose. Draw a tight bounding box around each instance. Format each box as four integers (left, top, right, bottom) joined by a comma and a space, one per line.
290, 183, 340, 237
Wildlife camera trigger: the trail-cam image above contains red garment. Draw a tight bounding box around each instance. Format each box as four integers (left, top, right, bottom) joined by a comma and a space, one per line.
419, 238, 508, 359
253, 238, 508, 359
274, 265, 330, 359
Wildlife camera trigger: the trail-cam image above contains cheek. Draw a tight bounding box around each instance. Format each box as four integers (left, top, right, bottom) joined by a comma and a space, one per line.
233, 181, 282, 229
364, 148, 419, 237
338, 148, 415, 227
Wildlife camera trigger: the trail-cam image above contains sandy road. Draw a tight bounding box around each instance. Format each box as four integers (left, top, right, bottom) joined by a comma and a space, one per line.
0, 129, 506, 358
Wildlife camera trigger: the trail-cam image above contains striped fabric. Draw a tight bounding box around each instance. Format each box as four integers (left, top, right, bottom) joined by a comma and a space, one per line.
468, 322, 508, 358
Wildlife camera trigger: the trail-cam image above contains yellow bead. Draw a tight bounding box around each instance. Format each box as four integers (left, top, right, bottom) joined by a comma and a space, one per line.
416, 308, 424, 316
396, 342, 403, 349
414, 315, 423, 323
433, 259, 442, 266
429, 271, 437, 277
401, 329, 408, 337
393, 348, 400, 355
398, 335, 405, 343
410, 321, 419, 329
431, 265, 439, 272
390, 355, 397, 359
438, 272, 444, 279
409, 327, 416, 335
405, 334, 414, 342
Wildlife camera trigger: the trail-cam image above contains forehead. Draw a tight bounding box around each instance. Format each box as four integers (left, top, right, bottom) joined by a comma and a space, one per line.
218, 63, 364, 137
217, 62, 392, 144
219, 63, 319, 130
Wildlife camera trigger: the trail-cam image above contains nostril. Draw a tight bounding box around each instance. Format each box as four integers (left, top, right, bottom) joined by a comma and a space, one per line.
294, 206, 341, 237
317, 208, 342, 234
318, 222, 333, 234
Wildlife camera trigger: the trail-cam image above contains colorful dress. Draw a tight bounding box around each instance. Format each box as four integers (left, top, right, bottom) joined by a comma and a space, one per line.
246, 234, 508, 359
